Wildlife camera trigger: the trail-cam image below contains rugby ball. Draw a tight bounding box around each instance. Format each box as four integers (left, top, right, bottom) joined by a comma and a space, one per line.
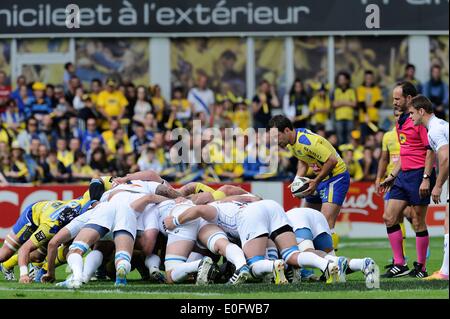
290, 177, 311, 198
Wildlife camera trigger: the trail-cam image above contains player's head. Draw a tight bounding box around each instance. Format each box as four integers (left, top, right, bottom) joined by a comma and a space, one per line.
89, 176, 113, 201
393, 81, 418, 112
58, 203, 82, 227
268, 115, 295, 148
408, 95, 433, 126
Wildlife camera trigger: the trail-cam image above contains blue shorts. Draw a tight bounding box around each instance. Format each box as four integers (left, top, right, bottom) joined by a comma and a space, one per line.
384, 191, 390, 201
295, 228, 333, 252
305, 171, 350, 206
12, 203, 37, 244
389, 168, 436, 206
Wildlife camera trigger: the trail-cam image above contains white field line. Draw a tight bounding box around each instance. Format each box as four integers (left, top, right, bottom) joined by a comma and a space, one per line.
0, 286, 222, 296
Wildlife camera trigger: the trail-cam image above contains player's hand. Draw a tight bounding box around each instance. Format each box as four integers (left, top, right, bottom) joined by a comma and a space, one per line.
419, 179, 430, 199
41, 273, 55, 283
163, 216, 176, 231
380, 175, 395, 193
301, 179, 318, 197
431, 185, 442, 204
19, 275, 31, 284
174, 197, 188, 204
375, 178, 382, 194
112, 177, 127, 186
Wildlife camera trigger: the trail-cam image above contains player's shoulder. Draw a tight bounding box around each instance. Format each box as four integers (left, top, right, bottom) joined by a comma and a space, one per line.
295, 128, 320, 146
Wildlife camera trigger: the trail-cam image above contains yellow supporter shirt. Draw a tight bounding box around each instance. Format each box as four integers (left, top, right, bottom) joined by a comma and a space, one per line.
356, 85, 383, 123
57, 151, 74, 168
287, 128, 347, 180
382, 128, 400, 177
233, 110, 251, 131
309, 95, 331, 125
333, 87, 356, 121
97, 90, 128, 117
152, 97, 165, 122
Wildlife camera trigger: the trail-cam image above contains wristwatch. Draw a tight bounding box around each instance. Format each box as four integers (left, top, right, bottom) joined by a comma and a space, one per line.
423, 174, 430, 180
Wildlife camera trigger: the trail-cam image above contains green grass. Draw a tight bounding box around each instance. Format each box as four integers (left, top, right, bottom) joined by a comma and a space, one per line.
0, 237, 448, 299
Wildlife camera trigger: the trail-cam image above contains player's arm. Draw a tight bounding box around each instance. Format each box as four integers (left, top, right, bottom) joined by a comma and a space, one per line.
432, 144, 449, 204
42, 228, 72, 282
114, 170, 166, 186
375, 150, 389, 194
295, 159, 309, 178
155, 184, 183, 198
218, 195, 261, 203
164, 205, 218, 230
129, 194, 170, 213
380, 157, 402, 192
302, 144, 338, 196
419, 149, 436, 199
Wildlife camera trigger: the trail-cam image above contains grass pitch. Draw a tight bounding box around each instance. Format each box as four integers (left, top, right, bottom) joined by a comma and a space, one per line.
0, 237, 448, 299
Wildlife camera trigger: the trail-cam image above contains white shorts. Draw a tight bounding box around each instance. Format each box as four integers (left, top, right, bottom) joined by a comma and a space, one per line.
166, 202, 201, 244
237, 199, 290, 248
109, 192, 146, 240
66, 202, 116, 238
286, 208, 331, 239
137, 204, 159, 233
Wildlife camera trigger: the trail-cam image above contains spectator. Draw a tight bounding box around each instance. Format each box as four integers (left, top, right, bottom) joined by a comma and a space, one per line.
65, 75, 81, 106
309, 84, 331, 131
36, 144, 51, 183
16, 117, 49, 153
78, 95, 101, 124
63, 62, 76, 90
252, 79, 280, 129
4, 141, 29, 183
362, 146, 378, 181
332, 71, 357, 144
56, 138, 73, 168
0, 70, 11, 108
283, 78, 309, 128
72, 86, 86, 111
151, 84, 169, 131
96, 78, 128, 129
51, 117, 71, 148
233, 97, 251, 131
423, 64, 449, 120
82, 118, 103, 152
46, 150, 70, 183
53, 86, 71, 117
89, 78, 103, 106
24, 82, 53, 120
68, 113, 84, 140
188, 72, 215, 118
105, 126, 132, 155
399, 64, 422, 93
46, 84, 57, 109
341, 144, 363, 182
168, 86, 192, 128
70, 150, 94, 182
142, 112, 157, 141
133, 85, 152, 124
130, 123, 151, 155
89, 147, 111, 174
1, 98, 24, 135
137, 146, 163, 173
12, 84, 32, 115
124, 82, 137, 120
356, 70, 383, 141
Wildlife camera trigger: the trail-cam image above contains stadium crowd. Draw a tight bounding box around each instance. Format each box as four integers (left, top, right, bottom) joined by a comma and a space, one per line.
0, 62, 448, 186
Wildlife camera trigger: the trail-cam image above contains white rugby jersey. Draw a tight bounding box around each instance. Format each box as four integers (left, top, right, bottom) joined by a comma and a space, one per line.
100, 180, 160, 202
208, 201, 249, 239
426, 115, 449, 152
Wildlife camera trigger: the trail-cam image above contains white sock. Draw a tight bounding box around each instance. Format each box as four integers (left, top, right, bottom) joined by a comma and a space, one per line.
324, 255, 339, 264
186, 252, 203, 262
349, 259, 364, 272
440, 234, 449, 276
250, 260, 274, 278
297, 251, 328, 272
115, 251, 131, 275
82, 250, 103, 283
265, 247, 279, 260
67, 253, 83, 282
145, 254, 161, 272
225, 244, 247, 270
171, 260, 202, 283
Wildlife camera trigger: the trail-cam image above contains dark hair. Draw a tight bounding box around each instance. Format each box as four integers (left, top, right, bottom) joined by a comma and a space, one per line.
74, 150, 86, 162
91, 78, 102, 85
364, 70, 374, 76
431, 64, 442, 71
221, 50, 237, 61
405, 63, 416, 71
396, 81, 418, 98
64, 62, 73, 70
289, 78, 304, 97
409, 95, 434, 114
268, 115, 293, 131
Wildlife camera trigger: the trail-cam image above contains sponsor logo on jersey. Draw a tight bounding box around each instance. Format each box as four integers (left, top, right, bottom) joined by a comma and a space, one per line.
34, 230, 46, 242
399, 133, 407, 144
